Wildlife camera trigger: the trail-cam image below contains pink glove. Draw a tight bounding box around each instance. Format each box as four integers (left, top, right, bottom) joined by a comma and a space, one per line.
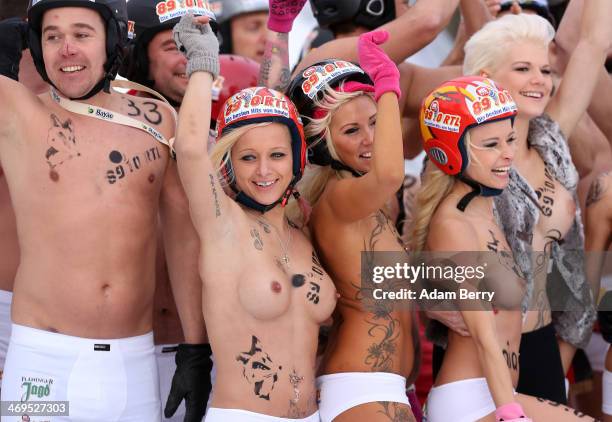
495, 402, 533, 422
267, 0, 307, 33
357, 30, 401, 101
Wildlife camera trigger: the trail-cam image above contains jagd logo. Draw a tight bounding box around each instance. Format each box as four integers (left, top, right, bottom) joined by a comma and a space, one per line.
21, 377, 53, 402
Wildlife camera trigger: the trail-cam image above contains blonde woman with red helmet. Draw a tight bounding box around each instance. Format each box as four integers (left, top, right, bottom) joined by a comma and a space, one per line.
414, 76, 598, 422
173, 14, 336, 421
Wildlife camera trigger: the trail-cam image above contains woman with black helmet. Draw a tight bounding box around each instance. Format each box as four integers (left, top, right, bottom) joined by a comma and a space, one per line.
173, 14, 336, 421
413, 75, 599, 422
286, 32, 416, 421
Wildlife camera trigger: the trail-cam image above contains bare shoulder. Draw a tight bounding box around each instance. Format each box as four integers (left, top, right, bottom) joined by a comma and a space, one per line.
427, 204, 479, 252
1, 76, 46, 115
0, 78, 49, 142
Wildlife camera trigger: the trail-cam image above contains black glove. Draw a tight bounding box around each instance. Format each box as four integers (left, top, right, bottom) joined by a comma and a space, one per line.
599, 291, 612, 344
0, 18, 28, 81
164, 343, 213, 422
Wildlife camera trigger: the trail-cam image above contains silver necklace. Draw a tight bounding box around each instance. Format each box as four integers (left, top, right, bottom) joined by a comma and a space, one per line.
257, 216, 292, 268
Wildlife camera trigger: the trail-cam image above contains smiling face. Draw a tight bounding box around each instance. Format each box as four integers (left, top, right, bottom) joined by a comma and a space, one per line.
464, 119, 516, 190
41, 7, 106, 98
328, 95, 377, 173
147, 28, 188, 104
231, 123, 293, 205
487, 40, 553, 119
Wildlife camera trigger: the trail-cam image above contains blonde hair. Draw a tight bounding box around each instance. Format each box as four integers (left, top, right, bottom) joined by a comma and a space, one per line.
463, 14, 555, 76
410, 161, 456, 252
410, 132, 485, 252
286, 84, 374, 224
209, 122, 272, 186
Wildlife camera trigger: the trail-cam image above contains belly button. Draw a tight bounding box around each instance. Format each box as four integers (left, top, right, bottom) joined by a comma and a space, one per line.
271, 281, 282, 293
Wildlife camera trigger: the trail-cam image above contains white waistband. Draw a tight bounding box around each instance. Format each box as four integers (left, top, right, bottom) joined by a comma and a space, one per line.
206, 408, 320, 422
0, 289, 12, 305
317, 371, 409, 422
155, 343, 179, 356
10, 323, 153, 353
317, 371, 407, 385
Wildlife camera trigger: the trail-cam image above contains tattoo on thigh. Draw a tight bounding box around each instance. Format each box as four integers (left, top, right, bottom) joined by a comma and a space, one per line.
236, 336, 281, 400
377, 401, 416, 422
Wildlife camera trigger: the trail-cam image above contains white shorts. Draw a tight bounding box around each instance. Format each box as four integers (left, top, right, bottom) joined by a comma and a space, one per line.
205, 407, 320, 421
604, 369, 612, 416
425, 378, 495, 422
585, 333, 609, 372
316, 372, 410, 422
0, 289, 12, 381
155, 344, 185, 422
1, 324, 161, 421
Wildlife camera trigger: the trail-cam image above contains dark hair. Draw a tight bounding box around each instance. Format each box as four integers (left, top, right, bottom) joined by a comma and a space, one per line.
0, 0, 27, 19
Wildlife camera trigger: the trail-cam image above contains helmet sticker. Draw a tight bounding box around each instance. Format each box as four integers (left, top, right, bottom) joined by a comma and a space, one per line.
223, 87, 293, 126
301, 60, 365, 99
423, 100, 461, 133
464, 79, 517, 124
127, 20, 135, 39
156, 0, 216, 23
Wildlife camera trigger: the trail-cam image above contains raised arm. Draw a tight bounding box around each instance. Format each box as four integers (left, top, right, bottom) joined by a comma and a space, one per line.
258, 0, 307, 91
295, 0, 460, 72
173, 15, 240, 241
159, 160, 213, 422
324, 31, 403, 222
0, 18, 29, 133
545, 0, 612, 138
441, 0, 494, 66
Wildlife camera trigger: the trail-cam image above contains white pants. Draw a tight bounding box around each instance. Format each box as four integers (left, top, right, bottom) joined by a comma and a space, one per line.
0, 289, 12, 382
205, 407, 320, 421
1, 324, 160, 421
604, 369, 612, 416
155, 344, 185, 421
425, 378, 495, 422
316, 372, 410, 422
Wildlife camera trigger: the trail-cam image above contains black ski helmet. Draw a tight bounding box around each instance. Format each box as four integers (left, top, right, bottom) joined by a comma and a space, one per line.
287, 59, 373, 170
27, 0, 128, 100
124, 0, 217, 87
310, 0, 396, 32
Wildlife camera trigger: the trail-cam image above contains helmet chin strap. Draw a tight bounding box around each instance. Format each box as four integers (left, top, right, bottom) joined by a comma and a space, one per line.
234, 182, 299, 214
455, 175, 503, 212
